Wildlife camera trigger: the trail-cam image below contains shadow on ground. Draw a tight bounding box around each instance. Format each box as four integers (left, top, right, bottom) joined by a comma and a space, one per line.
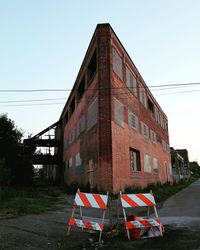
58, 225, 200, 250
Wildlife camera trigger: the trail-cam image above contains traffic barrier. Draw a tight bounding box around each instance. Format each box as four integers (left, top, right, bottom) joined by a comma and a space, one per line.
118, 191, 164, 240
67, 189, 110, 242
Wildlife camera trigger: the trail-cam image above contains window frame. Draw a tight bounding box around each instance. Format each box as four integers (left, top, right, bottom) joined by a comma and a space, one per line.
128, 110, 138, 130
130, 147, 141, 172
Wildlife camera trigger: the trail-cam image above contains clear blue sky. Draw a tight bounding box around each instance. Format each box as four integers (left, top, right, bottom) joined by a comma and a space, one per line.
0, 0, 200, 163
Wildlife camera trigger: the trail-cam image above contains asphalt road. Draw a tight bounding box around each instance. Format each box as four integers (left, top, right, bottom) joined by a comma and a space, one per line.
0, 179, 200, 249
157, 178, 200, 230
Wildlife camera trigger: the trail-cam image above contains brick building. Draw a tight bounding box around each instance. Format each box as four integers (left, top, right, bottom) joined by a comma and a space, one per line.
59, 23, 172, 193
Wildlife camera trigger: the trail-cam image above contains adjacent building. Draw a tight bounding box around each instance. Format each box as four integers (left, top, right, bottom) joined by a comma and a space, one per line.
58, 23, 172, 193
170, 148, 190, 181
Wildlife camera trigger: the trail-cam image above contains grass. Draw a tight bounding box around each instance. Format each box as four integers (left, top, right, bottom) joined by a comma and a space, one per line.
0, 177, 197, 217
0, 186, 61, 217
124, 177, 197, 202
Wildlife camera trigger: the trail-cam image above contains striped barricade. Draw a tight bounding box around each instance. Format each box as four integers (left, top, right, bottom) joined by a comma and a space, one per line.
118, 191, 163, 240
67, 189, 109, 242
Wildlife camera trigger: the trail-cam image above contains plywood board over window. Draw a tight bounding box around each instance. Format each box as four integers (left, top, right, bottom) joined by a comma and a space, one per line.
112, 47, 122, 79
141, 122, 149, 139
75, 153, 83, 174
144, 154, 151, 173
126, 66, 137, 96
114, 98, 124, 127
128, 110, 138, 130
153, 157, 158, 174
87, 98, 98, 130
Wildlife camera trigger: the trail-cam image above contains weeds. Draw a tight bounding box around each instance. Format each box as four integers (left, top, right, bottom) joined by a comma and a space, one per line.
124, 177, 196, 202
0, 186, 58, 217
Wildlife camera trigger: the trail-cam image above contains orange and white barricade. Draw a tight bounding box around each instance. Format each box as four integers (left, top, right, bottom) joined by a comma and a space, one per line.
118, 191, 164, 240
67, 189, 110, 242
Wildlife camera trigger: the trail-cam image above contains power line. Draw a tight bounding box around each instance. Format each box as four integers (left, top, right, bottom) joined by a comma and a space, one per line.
156, 89, 200, 96
0, 82, 200, 92
0, 97, 66, 104
0, 89, 68, 92
0, 88, 199, 108
0, 102, 65, 107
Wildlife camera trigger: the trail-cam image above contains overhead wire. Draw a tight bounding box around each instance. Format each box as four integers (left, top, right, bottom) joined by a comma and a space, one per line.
0, 82, 200, 107
0, 82, 200, 93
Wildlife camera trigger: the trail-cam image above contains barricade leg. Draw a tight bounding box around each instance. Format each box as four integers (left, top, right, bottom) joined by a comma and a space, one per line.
67, 206, 75, 236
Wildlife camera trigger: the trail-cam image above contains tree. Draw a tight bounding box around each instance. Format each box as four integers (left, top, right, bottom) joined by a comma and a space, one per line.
190, 161, 200, 178
0, 114, 34, 186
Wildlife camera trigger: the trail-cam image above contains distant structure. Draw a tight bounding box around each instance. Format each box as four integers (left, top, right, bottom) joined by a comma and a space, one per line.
53, 23, 172, 193
170, 147, 190, 181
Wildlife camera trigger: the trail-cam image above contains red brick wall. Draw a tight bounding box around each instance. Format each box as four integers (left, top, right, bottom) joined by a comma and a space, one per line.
110, 33, 172, 193
61, 24, 171, 194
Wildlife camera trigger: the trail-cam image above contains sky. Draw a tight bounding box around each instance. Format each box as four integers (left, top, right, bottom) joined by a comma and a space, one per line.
0, 0, 200, 163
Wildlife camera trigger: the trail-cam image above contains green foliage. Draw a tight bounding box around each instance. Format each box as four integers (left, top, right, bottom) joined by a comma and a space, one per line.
0, 187, 58, 216
0, 159, 11, 186
190, 161, 200, 177
124, 177, 196, 202
0, 113, 35, 186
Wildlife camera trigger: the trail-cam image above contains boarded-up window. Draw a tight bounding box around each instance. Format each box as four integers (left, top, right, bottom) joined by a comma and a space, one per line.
75, 153, 84, 174
67, 158, 72, 175
160, 114, 164, 128
150, 130, 156, 143
76, 115, 85, 138
128, 110, 138, 130
144, 154, 151, 173
153, 157, 158, 174
165, 161, 169, 181
126, 67, 137, 96
141, 122, 149, 139
114, 98, 124, 127
63, 138, 68, 149
130, 148, 141, 171
87, 98, 98, 129
162, 140, 167, 151
139, 87, 147, 108
155, 107, 160, 123
113, 47, 122, 79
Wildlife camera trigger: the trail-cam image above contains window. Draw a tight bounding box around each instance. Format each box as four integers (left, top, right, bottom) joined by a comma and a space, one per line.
75, 153, 84, 174
160, 113, 164, 128
114, 98, 124, 127
64, 138, 68, 149
64, 111, 68, 125
141, 122, 149, 138
87, 98, 98, 130
126, 67, 137, 96
128, 110, 138, 130
69, 97, 75, 116
113, 47, 122, 79
166, 143, 170, 153
77, 76, 85, 102
155, 107, 160, 123
150, 130, 156, 143
76, 115, 85, 138
164, 120, 168, 131
144, 154, 151, 173
87, 50, 97, 84
162, 140, 167, 151
130, 148, 141, 171
139, 86, 147, 108
67, 158, 73, 175
148, 98, 154, 113
165, 161, 169, 181
153, 158, 158, 174
69, 129, 75, 144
